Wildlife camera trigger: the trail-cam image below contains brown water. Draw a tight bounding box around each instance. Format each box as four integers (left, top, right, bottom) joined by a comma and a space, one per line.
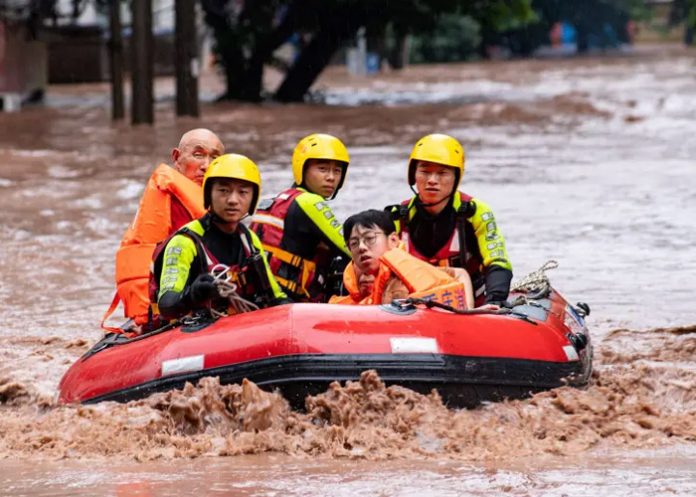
1, 45, 695, 495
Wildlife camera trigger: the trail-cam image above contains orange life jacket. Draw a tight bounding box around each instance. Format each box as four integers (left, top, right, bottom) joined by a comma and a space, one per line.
101, 164, 205, 331
330, 248, 470, 309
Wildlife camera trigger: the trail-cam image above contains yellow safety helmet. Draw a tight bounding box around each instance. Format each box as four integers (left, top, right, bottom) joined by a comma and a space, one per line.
291, 133, 350, 196
408, 133, 465, 188
203, 153, 262, 214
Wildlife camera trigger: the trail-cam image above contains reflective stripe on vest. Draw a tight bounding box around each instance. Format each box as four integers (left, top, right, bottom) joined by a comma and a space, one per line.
252, 212, 285, 231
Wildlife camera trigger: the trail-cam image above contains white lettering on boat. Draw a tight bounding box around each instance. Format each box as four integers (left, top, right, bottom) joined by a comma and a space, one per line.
390, 337, 439, 354
161, 355, 205, 376
563, 345, 579, 361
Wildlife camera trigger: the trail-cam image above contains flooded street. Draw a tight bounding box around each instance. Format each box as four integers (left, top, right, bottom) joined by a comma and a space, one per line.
3, 445, 696, 496
1, 45, 695, 495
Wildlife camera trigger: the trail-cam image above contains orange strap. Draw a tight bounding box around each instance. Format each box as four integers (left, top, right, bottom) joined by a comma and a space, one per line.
263, 244, 316, 295
100, 291, 125, 334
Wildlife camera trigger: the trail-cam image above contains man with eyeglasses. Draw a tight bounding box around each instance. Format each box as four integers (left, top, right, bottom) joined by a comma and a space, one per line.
386, 133, 512, 308
329, 210, 473, 307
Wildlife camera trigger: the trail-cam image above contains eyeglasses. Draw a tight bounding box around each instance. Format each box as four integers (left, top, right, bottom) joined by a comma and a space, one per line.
348, 231, 383, 252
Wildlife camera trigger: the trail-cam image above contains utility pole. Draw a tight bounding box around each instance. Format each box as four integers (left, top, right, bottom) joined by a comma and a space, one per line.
131, 0, 154, 124
175, 0, 199, 117
109, 0, 124, 121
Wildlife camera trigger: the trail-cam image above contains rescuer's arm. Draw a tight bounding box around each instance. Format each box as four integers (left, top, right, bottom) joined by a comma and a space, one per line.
157, 235, 199, 320
469, 199, 513, 303
295, 193, 351, 258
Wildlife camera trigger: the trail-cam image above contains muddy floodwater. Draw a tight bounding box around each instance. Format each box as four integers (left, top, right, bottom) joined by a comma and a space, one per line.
0, 45, 695, 495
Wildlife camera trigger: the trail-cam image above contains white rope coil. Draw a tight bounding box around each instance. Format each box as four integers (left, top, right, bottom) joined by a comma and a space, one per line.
510, 260, 559, 295
209, 264, 259, 317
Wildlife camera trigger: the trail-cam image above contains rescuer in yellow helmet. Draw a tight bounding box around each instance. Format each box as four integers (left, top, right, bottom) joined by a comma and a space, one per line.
386, 133, 513, 307
153, 154, 287, 321
250, 133, 352, 302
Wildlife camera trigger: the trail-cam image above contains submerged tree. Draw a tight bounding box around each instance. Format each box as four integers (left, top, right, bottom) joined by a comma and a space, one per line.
201, 0, 534, 102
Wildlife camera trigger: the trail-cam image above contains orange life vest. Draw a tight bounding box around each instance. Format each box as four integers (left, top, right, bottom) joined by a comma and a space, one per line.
330, 248, 469, 309
101, 164, 205, 330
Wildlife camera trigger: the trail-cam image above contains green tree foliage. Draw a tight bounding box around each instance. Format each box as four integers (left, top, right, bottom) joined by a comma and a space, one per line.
670, 0, 696, 43
408, 15, 481, 64
201, 0, 534, 102
0, 0, 51, 21
687, 0, 696, 44
493, 0, 644, 55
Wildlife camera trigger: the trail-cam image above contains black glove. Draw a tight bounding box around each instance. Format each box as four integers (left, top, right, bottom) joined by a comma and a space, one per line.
484, 266, 513, 304
190, 273, 219, 304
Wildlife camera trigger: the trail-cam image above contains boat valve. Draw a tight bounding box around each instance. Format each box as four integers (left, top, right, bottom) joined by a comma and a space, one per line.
567, 332, 588, 352
390, 299, 417, 311
575, 302, 591, 317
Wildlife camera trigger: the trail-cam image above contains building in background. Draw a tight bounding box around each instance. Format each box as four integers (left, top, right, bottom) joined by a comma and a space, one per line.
0, 18, 47, 111
0, 0, 197, 110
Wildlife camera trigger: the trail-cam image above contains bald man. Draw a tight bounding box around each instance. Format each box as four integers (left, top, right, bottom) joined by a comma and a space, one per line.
172, 128, 225, 186
168, 129, 224, 227
102, 129, 224, 333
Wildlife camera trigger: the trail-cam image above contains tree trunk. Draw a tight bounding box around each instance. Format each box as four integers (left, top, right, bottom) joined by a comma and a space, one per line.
131, 0, 154, 124
274, 2, 363, 102
203, 0, 300, 101
201, 3, 246, 100
242, 9, 298, 101
109, 0, 124, 120
273, 30, 343, 102
175, 0, 199, 116
218, 47, 247, 99
575, 23, 589, 53
387, 33, 408, 70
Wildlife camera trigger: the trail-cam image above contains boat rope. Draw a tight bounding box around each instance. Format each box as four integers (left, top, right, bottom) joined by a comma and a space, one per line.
209, 264, 260, 317
396, 297, 511, 316
510, 260, 559, 297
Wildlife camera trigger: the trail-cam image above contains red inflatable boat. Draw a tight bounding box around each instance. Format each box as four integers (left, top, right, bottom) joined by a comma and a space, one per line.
58, 288, 592, 408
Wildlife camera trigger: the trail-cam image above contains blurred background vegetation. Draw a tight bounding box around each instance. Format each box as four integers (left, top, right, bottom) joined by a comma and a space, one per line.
1, 0, 695, 103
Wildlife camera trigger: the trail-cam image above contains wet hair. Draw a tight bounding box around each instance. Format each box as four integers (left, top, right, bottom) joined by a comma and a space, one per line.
343, 209, 396, 244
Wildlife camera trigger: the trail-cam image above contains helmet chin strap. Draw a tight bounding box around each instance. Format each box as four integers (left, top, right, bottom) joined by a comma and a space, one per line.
410, 184, 453, 208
